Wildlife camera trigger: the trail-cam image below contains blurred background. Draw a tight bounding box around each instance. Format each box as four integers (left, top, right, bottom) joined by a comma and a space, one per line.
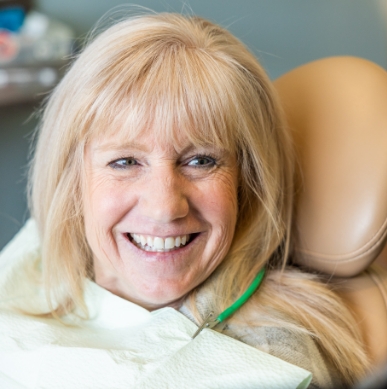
1, 0, 387, 250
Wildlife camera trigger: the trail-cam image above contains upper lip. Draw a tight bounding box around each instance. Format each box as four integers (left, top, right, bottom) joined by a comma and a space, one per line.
128, 231, 193, 238
128, 232, 194, 237
123, 227, 203, 237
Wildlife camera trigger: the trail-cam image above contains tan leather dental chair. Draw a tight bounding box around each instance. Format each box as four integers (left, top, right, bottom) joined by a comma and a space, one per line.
274, 56, 387, 370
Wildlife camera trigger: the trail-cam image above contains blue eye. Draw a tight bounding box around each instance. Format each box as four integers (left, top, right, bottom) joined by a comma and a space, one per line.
109, 157, 138, 169
187, 155, 216, 167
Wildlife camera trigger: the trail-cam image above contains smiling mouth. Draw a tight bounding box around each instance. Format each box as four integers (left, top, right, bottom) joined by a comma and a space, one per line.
127, 233, 198, 252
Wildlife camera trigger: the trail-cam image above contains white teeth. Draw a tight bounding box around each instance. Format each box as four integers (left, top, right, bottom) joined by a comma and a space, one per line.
165, 237, 175, 249
129, 233, 192, 252
140, 235, 146, 246
154, 237, 164, 250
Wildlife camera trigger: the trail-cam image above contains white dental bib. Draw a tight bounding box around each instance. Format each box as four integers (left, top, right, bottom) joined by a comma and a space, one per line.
0, 220, 312, 389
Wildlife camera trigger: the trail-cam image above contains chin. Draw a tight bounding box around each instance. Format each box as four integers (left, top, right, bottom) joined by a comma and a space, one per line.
135, 289, 188, 311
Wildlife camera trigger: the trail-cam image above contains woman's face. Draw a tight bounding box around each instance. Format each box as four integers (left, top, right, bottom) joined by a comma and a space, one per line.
83, 129, 238, 310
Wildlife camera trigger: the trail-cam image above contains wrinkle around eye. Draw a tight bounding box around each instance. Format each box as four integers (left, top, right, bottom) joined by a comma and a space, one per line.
181, 165, 237, 187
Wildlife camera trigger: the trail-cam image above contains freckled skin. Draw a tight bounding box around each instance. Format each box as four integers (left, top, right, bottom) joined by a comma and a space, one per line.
83, 131, 238, 311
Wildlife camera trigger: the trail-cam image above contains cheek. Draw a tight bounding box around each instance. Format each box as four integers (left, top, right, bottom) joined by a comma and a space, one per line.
83, 174, 134, 243
195, 172, 239, 232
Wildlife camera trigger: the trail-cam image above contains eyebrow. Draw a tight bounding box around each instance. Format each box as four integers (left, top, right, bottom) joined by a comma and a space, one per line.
92, 140, 227, 156
93, 141, 148, 153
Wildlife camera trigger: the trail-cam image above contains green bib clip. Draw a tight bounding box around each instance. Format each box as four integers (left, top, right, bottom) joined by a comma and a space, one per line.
192, 267, 266, 339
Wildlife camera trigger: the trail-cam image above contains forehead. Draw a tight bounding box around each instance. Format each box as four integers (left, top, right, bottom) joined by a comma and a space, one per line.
84, 95, 236, 154
87, 124, 230, 157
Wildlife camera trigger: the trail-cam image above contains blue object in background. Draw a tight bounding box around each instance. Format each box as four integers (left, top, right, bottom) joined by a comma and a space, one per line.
0, 6, 25, 32
34, 0, 387, 79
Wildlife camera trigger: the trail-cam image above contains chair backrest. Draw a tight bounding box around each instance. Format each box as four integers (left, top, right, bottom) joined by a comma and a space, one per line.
274, 56, 387, 365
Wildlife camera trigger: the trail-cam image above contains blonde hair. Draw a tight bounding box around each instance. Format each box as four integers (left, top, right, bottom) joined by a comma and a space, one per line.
29, 12, 368, 385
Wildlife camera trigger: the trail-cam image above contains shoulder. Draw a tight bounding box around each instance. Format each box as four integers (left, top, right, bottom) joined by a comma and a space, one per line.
180, 271, 343, 389
223, 321, 339, 389
0, 219, 44, 312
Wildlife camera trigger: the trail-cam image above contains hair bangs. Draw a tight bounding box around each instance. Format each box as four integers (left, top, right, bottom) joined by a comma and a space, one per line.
83, 40, 240, 152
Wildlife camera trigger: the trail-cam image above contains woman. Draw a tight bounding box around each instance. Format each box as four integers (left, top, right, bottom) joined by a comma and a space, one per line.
1, 12, 370, 388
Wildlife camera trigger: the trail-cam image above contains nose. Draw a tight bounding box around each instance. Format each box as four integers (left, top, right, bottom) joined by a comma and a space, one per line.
138, 166, 189, 224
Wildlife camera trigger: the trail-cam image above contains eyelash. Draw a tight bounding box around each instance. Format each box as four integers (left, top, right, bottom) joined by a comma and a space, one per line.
108, 154, 218, 170
108, 157, 138, 169
187, 154, 217, 168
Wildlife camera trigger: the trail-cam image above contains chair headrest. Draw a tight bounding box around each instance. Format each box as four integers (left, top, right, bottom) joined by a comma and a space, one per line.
275, 57, 387, 277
